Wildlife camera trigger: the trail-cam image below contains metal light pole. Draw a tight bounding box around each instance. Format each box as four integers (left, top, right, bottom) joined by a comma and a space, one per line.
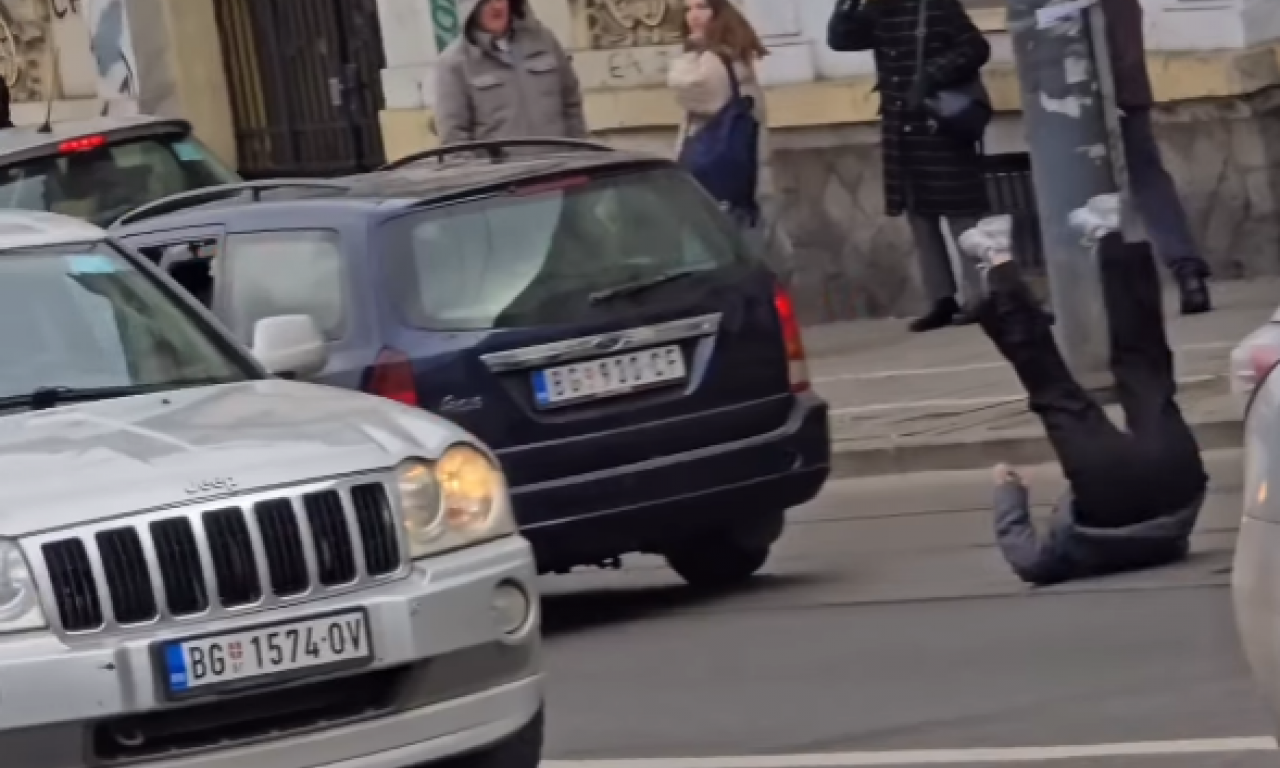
1005, 0, 1120, 390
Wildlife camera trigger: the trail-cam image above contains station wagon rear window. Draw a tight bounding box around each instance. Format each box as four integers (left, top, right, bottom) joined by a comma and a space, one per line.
380, 168, 745, 330
0, 133, 238, 227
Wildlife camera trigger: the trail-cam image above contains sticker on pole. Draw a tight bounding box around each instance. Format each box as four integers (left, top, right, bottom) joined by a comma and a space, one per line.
1035, 0, 1096, 29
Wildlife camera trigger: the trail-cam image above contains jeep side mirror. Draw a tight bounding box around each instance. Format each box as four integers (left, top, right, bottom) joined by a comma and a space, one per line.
251, 315, 328, 379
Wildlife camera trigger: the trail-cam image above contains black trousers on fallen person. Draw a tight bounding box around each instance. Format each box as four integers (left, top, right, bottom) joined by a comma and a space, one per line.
978, 237, 1207, 528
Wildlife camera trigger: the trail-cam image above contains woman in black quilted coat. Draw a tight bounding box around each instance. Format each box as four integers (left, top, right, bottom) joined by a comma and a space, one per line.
829, 0, 990, 332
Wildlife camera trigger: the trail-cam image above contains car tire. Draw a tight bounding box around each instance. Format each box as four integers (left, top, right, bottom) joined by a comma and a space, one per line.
437, 707, 543, 768
665, 541, 772, 590
664, 509, 784, 589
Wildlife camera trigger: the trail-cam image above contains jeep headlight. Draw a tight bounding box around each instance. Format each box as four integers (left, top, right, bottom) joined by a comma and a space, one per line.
0, 540, 45, 633
396, 446, 515, 558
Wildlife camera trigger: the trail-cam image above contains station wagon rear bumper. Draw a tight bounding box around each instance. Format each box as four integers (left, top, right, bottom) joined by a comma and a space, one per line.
517, 393, 831, 569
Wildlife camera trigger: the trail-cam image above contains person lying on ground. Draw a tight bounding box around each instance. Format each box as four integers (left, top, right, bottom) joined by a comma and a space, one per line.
957, 208, 1208, 586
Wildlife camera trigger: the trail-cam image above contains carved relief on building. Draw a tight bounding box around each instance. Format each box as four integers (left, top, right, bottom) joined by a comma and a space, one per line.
580, 0, 683, 50
0, 0, 51, 102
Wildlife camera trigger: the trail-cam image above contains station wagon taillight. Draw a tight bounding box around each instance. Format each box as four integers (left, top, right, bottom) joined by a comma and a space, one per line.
773, 285, 810, 393
59, 135, 107, 154
512, 175, 591, 196
369, 348, 419, 407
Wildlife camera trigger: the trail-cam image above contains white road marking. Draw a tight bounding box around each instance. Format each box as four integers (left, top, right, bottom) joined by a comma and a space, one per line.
543, 737, 1279, 768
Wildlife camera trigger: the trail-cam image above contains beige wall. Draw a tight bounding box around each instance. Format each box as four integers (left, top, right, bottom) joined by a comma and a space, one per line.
129, 0, 237, 167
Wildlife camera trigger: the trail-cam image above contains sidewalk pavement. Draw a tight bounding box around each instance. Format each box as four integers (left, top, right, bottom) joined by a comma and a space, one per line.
806, 278, 1279, 478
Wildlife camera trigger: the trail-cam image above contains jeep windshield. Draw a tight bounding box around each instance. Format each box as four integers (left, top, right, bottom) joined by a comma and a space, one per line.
0, 241, 254, 411
0, 132, 239, 227
379, 167, 747, 330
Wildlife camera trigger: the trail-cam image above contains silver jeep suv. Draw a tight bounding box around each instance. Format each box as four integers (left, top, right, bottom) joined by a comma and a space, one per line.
0, 212, 543, 768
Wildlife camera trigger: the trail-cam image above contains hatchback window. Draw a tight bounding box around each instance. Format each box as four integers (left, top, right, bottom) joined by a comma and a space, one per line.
219, 230, 346, 344
0, 241, 251, 405
0, 133, 238, 227
381, 168, 744, 330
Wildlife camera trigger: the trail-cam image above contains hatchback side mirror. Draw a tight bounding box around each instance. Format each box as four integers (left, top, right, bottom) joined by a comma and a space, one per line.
251, 315, 328, 379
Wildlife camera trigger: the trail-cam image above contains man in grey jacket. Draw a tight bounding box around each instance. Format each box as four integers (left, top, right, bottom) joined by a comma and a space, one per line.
959, 211, 1208, 586
434, 0, 588, 145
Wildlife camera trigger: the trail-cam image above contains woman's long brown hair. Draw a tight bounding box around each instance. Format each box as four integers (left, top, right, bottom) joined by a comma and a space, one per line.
682, 0, 769, 62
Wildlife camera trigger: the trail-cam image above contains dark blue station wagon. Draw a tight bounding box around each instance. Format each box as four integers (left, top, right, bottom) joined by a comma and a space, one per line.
113, 139, 831, 588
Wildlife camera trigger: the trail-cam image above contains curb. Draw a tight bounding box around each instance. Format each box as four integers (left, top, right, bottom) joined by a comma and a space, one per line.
829, 418, 1244, 479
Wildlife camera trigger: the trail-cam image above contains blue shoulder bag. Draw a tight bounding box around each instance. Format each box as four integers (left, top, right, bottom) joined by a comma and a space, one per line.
678, 55, 761, 223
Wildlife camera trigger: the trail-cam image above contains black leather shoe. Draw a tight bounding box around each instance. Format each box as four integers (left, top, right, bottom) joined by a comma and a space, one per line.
952, 306, 981, 326
909, 297, 959, 333
1177, 271, 1211, 315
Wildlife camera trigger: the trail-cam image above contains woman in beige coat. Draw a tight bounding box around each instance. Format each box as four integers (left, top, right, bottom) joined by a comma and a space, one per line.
668, 0, 792, 271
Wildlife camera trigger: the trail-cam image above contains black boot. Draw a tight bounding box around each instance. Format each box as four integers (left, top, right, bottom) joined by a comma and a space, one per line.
952, 305, 982, 326
1176, 268, 1211, 315
910, 297, 959, 333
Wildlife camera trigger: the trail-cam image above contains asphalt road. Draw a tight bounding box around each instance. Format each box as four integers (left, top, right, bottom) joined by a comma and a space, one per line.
534, 450, 1278, 768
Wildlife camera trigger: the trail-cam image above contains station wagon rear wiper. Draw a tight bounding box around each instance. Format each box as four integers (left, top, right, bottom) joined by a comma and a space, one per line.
588, 268, 703, 305
0, 385, 150, 412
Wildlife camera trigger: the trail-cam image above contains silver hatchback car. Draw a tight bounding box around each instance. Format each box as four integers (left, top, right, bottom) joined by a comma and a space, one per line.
0, 212, 543, 768
1233, 311, 1280, 728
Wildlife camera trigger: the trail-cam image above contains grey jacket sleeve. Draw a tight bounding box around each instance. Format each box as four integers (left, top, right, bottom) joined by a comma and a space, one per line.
993, 483, 1074, 586
434, 56, 473, 146
556, 43, 589, 138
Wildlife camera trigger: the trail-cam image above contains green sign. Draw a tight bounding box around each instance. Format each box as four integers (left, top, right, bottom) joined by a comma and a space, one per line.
432, 0, 461, 53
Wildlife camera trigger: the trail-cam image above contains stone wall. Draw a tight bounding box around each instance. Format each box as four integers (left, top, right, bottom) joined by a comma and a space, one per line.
1155, 88, 1280, 280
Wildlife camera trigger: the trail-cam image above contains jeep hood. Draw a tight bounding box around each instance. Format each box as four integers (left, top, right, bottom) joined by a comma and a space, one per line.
0, 380, 468, 536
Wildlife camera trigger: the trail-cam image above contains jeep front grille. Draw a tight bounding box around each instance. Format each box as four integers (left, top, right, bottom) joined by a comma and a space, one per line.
32, 475, 404, 635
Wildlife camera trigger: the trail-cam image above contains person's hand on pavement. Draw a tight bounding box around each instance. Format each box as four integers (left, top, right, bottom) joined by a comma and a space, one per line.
992, 463, 1024, 487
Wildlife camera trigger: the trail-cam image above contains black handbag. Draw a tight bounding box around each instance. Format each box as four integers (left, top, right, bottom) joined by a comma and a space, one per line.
913, 0, 992, 144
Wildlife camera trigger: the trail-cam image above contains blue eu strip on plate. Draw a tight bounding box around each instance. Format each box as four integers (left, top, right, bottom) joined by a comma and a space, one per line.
165, 644, 190, 692
531, 372, 550, 406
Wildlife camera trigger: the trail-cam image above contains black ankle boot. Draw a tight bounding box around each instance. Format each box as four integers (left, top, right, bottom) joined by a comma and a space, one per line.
909, 297, 959, 333
952, 306, 982, 326
1177, 270, 1211, 315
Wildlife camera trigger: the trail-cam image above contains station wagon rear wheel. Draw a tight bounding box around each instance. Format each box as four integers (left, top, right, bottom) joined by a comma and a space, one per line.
664, 509, 784, 589
665, 542, 772, 590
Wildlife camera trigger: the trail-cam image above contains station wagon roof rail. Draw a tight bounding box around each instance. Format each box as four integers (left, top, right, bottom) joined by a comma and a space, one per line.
378, 137, 616, 171
110, 179, 353, 229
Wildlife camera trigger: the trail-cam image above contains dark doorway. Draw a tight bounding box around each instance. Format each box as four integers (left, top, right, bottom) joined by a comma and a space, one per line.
215, 0, 387, 178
